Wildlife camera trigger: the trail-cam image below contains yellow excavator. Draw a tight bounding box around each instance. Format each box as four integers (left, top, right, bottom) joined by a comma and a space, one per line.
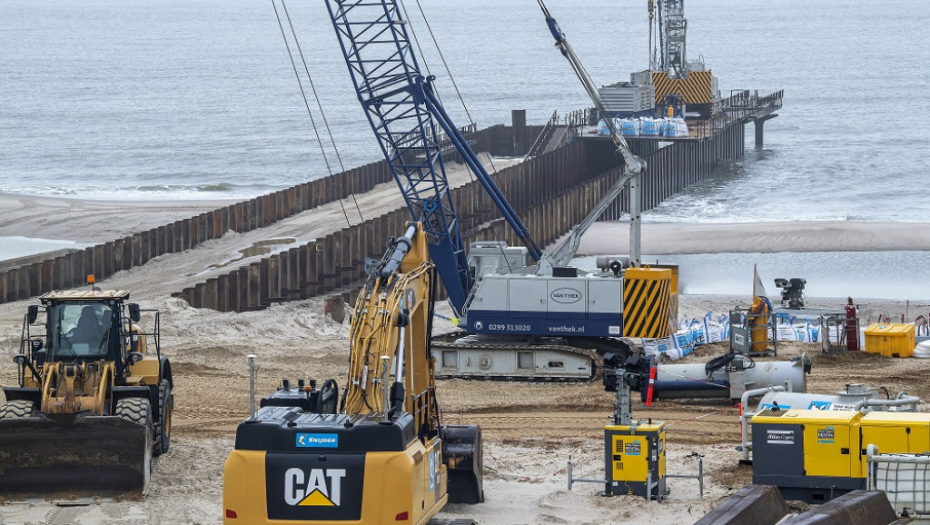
223, 223, 483, 524
0, 284, 173, 497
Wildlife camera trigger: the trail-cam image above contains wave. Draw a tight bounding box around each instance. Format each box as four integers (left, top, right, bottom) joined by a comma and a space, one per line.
2, 182, 279, 201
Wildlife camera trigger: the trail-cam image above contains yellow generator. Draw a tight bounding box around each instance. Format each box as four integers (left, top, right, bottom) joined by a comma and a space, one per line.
751, 409, 930, 503
605, 421, 667, 498
601, 354, 667, 499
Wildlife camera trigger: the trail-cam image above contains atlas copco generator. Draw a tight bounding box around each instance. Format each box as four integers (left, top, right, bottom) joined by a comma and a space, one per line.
751, 409, 930, 503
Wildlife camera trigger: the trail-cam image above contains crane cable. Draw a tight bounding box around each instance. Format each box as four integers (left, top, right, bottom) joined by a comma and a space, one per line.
272, 0, 364, 225
398, 0, 515, 259
403, 0, 499, 176
281, 1, 365, 222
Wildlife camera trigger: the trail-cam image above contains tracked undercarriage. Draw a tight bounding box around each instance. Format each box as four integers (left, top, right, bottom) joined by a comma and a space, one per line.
432, 333, 635, 381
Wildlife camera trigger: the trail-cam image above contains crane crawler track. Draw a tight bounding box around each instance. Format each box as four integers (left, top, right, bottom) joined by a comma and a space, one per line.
432, 333, 634, 382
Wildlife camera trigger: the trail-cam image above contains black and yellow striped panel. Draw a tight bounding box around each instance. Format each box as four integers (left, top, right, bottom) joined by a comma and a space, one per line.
623, 268, 672, 338
652, 70, 713, 105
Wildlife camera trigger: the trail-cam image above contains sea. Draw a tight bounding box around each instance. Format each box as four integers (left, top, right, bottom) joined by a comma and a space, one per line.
1, 0, 929, 298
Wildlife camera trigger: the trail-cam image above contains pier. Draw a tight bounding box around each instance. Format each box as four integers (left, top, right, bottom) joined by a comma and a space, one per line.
0, 92, 783, 310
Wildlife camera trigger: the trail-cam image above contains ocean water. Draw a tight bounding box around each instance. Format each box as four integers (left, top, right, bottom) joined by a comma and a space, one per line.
2, 0, 928, 222
575, 252, 930, 302
0, 236, 90, 262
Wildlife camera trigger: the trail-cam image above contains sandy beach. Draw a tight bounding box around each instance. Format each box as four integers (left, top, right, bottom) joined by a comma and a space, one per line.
4, 189, 929, 258
575, 220, 930, 255
0, 152, 514, 259
1, 184, 927, 524
0, 193, 237, 244
0, 289, 925, 524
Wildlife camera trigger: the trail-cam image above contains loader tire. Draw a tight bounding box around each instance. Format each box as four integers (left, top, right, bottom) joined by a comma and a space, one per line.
0, 400, 35, 420
115, 397, 152, 429
154, 380, 173, 456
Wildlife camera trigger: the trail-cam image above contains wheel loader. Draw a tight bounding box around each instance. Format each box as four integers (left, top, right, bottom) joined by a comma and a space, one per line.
0, 284, 173, 497
223, 223, 482, 524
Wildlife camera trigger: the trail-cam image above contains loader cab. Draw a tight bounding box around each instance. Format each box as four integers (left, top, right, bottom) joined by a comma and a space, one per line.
32, 290, 141, 367
45, 301, 120, 363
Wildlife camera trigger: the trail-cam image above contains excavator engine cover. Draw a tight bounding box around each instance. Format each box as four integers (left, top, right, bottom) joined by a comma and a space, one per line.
0, 411, 151, 497
442, 424, 484, 504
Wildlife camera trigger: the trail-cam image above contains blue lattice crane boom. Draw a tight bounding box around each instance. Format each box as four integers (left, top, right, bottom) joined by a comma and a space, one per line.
323, 0, 543, 317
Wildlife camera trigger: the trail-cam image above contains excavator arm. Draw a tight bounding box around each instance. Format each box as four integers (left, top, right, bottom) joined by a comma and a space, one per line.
345, 223, 440, 438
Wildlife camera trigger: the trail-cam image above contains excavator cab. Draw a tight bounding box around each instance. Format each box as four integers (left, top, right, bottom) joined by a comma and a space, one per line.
0, 286, 173, 498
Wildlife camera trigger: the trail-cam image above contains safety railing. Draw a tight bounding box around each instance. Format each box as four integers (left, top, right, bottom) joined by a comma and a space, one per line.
526, 110, 559, 158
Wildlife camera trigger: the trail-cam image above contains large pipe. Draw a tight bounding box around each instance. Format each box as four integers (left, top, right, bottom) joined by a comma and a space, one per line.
857, 395, 920, 411
649, 356, 806, 402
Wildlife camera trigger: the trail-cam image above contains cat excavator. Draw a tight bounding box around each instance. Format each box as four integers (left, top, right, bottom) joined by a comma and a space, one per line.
223, 223, 482, 524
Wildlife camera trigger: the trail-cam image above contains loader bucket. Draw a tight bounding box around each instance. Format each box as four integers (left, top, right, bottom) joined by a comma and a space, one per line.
442, 424, 484, 504
0, 413, 151, 499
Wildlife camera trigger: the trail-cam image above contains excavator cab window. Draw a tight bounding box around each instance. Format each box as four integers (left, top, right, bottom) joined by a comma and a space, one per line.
46, 302, 116, 362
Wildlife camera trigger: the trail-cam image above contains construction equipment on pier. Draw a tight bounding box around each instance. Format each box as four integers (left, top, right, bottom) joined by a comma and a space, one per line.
317, 0, 675, 381
0, 282, 172, 497
649, 0, 720, 118
223, 223, 482, 524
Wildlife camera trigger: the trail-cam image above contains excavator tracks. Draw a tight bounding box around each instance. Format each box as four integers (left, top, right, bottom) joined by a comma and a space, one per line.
431, 333, 634, 382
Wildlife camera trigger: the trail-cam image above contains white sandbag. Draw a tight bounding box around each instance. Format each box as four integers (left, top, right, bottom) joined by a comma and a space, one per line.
643, 337, 678, 360
620, 118, 640, 136
641, 118, 661, 136
671, 329, 696, 357
776, 324, 798, 341
915, 340, 930, 359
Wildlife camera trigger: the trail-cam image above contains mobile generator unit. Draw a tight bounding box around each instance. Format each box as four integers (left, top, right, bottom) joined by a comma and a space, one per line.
602, 354, 667, 499
752, 409, 930, 503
